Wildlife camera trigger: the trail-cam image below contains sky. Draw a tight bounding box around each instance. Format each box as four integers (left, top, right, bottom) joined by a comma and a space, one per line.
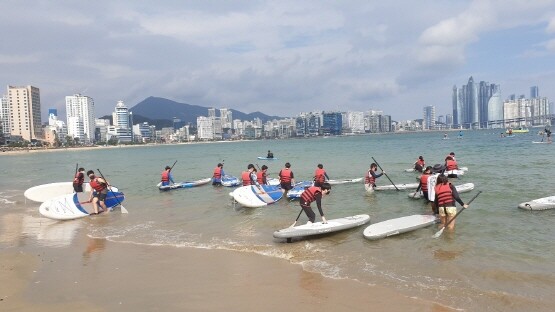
1, 0, 555, 121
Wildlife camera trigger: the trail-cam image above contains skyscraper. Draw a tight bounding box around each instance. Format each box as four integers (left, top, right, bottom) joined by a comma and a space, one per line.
0, 95, 9, 137
423, 106, 436, 130
7, 85, 42, 141
530, 86, 539, 99
452, 77, 500, 129
110, 100, 133, 142
66, 94, 95, 143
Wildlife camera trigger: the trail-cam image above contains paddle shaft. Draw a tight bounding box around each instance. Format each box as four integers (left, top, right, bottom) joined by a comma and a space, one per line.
371, 157, 399, 191
290, 208, 304, 227
97, 169, 128, 213
170, 160, 178, 170
434, 191, 482, 236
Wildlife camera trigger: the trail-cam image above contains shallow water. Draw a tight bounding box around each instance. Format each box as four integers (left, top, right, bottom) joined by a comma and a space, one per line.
1, 130, 554, 311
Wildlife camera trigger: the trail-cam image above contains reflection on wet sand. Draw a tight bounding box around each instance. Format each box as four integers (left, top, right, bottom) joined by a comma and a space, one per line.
83, 237, 107, 258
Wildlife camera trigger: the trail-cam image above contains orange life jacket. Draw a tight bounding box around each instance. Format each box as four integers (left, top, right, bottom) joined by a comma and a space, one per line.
257, 170, 266, 184
90, 178, 106, 192
365, 170, 375, 185
161, 170, 170, 182
242, 171, 252, 186
446, 160, 458, 171
213, 167, 222, 179
420, 174, 430, 192
435, 183, 453, 206
300, 186, 322, 204
314, 168, 326, 183
279, 168, 292, 183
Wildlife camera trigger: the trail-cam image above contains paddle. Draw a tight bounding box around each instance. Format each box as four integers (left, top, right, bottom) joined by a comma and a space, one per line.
412, 184, 421, 198
432, 191, 481, 238
371, 157, 399, 191
97, 169, 128, 214
290, 208, 304, 228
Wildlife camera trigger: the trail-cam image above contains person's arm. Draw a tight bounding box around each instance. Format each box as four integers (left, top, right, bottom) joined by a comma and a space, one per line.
324, 172, 330, 180
169, 173, 175, 184
450, 184, 465, 206
290, 171, 295, 185
371, 171, 383, 178
314, 193, 326, 222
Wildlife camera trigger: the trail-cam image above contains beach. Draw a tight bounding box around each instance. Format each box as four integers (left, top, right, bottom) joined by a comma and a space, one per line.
1, 227, 448, 312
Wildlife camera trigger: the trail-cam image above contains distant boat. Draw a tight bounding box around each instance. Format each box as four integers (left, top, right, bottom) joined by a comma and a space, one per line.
506, 127, 529, 134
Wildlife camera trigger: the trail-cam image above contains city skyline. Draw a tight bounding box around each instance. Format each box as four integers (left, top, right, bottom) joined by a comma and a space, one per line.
1, 1, 554, 120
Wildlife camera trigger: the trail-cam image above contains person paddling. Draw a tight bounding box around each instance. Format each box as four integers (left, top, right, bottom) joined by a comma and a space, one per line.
267, 150, 274, 158
161, 165, 176, 187
364, 163, 384, 192
300, 182, 331, 225
434, 174, 468, 230
414, 156, 425, 173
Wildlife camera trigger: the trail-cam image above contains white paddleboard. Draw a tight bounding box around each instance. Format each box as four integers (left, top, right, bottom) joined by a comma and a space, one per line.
408, 183, 475, 199
518, 196, 555, 210
532, 141, 551, 144
328, 177, 363, 185
363, 214, 438, 240
25, 182, 93, 203
273, 214, 370, 242
374, 183, 420, 191
446, 169, 465, 176
232, 185, 284, 208
39, 191, 125, 220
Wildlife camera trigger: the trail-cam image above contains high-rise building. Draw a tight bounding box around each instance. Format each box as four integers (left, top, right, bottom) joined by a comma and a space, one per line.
66, 94, 95, 143
0, 95, 9, 137
452, 77, 500, 129
423, 106, 436, 130
322, 112, 342, 135
530, 86, 539, 99
109, 100, 133, 142
7, 85, 42, 141
487, 90, 503, 128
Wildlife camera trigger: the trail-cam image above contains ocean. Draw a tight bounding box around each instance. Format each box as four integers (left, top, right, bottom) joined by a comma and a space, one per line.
1, 130, 554, 311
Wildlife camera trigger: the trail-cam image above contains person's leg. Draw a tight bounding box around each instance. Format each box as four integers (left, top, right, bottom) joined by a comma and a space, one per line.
92, 197, 100, 214
301, 204, 315, 223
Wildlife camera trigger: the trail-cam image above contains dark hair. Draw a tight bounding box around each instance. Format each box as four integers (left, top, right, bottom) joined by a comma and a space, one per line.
450, 152, 455, 156
321, 182, 331, 193
78, 167, 85, 171
165, 166, 171, 170
248, 164, 255, 169
217, 163, 223, 167
418, 156, 423, 160
285, 162, 291, 168
261, 165, 268, 170
317, 164, 323, 169
445, 156, 453, 161
425, 166, 432, 172
370, 163, 377, 169
437, 174, 449, 184
86, 170, 95, 176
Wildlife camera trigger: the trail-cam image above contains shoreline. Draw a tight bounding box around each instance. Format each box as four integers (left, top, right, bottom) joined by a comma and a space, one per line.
0, 229, 454, 312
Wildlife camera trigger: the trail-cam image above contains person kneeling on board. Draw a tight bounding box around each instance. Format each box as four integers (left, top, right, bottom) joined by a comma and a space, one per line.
161, 165, 176, 187
300, 183, 331, 225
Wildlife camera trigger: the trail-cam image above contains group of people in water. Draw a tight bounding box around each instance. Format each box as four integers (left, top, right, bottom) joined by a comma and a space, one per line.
159, 149, 468, 231
363, 152, 468, 231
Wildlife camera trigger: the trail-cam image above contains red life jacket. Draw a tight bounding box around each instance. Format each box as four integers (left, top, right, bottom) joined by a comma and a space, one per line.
242, 171, 252, 186
314, 168, 326, 183
364, 170, 375, 185
257, 170, 266, 184
446, 160, 458, 171
213, 167, 222, 179
73, 172, 84, 185
90, 178, 106, 192
279, 168, 292, 183
435, 183, 453, 206
420, 174, 430, 192
161, 170, 170, 182
416, 159, 425, 167
300, 186, 322, 204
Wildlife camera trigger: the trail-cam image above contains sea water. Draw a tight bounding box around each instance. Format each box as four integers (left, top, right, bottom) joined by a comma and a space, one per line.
1, 130, 554, 311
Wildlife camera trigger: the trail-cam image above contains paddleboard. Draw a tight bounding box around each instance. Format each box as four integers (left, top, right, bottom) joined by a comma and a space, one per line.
159, 178, 211, 191
267, 178, 280, 186
446, 169, 465, 176
518, 196, 555, 210
374, 183, 420, 191
328, 177, 363, 185
363, 214, 438, 240
407, 167, 468, 173
39, 191, 125, 220
408, 183, 475, 199
25, 182, 93, 203
273, 214, 370, 242
532, 141, 551, 144
257, 156, 278, 160
221, 175, 241, 187
232, 184, 284, 208
286, 181, 313, 200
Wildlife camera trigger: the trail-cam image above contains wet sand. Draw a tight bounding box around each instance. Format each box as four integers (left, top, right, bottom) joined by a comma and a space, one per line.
0, 232, 453, 312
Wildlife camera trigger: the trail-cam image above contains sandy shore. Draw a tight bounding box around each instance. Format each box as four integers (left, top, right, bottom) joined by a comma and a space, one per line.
0, 230, 453, 312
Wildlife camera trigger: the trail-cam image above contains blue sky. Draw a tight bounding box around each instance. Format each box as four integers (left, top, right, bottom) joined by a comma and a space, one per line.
1, 0, 554, 121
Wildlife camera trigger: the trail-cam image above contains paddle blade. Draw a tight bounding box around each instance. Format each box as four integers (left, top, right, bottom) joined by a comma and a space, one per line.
289, 221, 297, 228
432, 227, 445, 238
120, 205, 129, 214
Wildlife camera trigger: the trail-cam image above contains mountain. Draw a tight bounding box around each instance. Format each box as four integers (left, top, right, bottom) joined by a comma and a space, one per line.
129, 96, 282, 124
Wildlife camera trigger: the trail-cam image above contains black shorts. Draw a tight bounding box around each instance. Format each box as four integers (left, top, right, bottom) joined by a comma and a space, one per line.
281, 182, 293, 190
73, 183, 83, 193
94, 191, 107, 201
